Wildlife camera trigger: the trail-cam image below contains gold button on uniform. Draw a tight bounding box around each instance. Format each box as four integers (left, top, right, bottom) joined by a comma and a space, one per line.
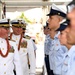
4, 72, 6, 74
4, 64, 6, 66
16, 38, 18, 40
16, 44, 18, 46
2, 48, 4, 50
23, 50, 25, 52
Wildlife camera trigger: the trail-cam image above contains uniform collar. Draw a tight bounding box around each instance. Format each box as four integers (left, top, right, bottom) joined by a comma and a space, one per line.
0, 37, 5, 40
13, 34, 21, 37
66, 45, 75, 57
46, 34, 50, 37
54, 31, 60, 39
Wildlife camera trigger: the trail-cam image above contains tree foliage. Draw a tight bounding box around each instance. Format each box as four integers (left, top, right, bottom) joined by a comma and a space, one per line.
18, 12, 32, 24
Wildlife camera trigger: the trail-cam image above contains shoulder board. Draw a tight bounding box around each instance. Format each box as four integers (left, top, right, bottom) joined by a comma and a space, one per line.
9, 39, 16, 42
23, 35, 25, 38
25, 35, 31, 39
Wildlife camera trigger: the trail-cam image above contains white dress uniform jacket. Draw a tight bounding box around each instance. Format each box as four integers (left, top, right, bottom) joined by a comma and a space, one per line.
0, 38, 23, 75
10, 34, 36, 75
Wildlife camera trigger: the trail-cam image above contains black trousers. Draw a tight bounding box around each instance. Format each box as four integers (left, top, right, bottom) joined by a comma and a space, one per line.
45, 54, 54, 75
13, 70, 16, 75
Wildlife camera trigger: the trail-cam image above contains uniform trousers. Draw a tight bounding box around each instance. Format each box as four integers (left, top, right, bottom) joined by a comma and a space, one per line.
45, 54, 54, 75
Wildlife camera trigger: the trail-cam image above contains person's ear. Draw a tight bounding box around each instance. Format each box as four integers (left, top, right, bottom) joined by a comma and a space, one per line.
58, 16, 63, 22
58, 17, 62, 22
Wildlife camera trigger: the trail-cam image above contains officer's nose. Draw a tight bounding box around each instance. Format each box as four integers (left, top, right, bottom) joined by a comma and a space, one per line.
47, 18, 50, 27
47, 18, 50, 23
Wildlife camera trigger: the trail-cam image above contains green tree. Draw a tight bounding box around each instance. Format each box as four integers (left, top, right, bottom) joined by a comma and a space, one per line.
18, 12, 32, 24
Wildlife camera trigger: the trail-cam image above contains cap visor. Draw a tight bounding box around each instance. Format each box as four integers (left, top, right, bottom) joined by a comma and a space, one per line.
46, 13, 50, 16
56, 25, 68, 31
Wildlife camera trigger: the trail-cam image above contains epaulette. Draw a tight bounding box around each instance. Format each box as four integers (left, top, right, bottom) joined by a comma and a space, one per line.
9, 39, 16, 42
24, 35, 31, 39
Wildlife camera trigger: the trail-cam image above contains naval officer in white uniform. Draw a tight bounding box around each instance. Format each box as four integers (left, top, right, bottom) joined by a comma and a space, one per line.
10, 19, 36, 75
0, 19, 23, 75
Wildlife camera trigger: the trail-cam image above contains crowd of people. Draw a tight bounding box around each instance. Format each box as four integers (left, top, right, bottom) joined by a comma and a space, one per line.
44, 1, 75, 75
0, 19, 36, 75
